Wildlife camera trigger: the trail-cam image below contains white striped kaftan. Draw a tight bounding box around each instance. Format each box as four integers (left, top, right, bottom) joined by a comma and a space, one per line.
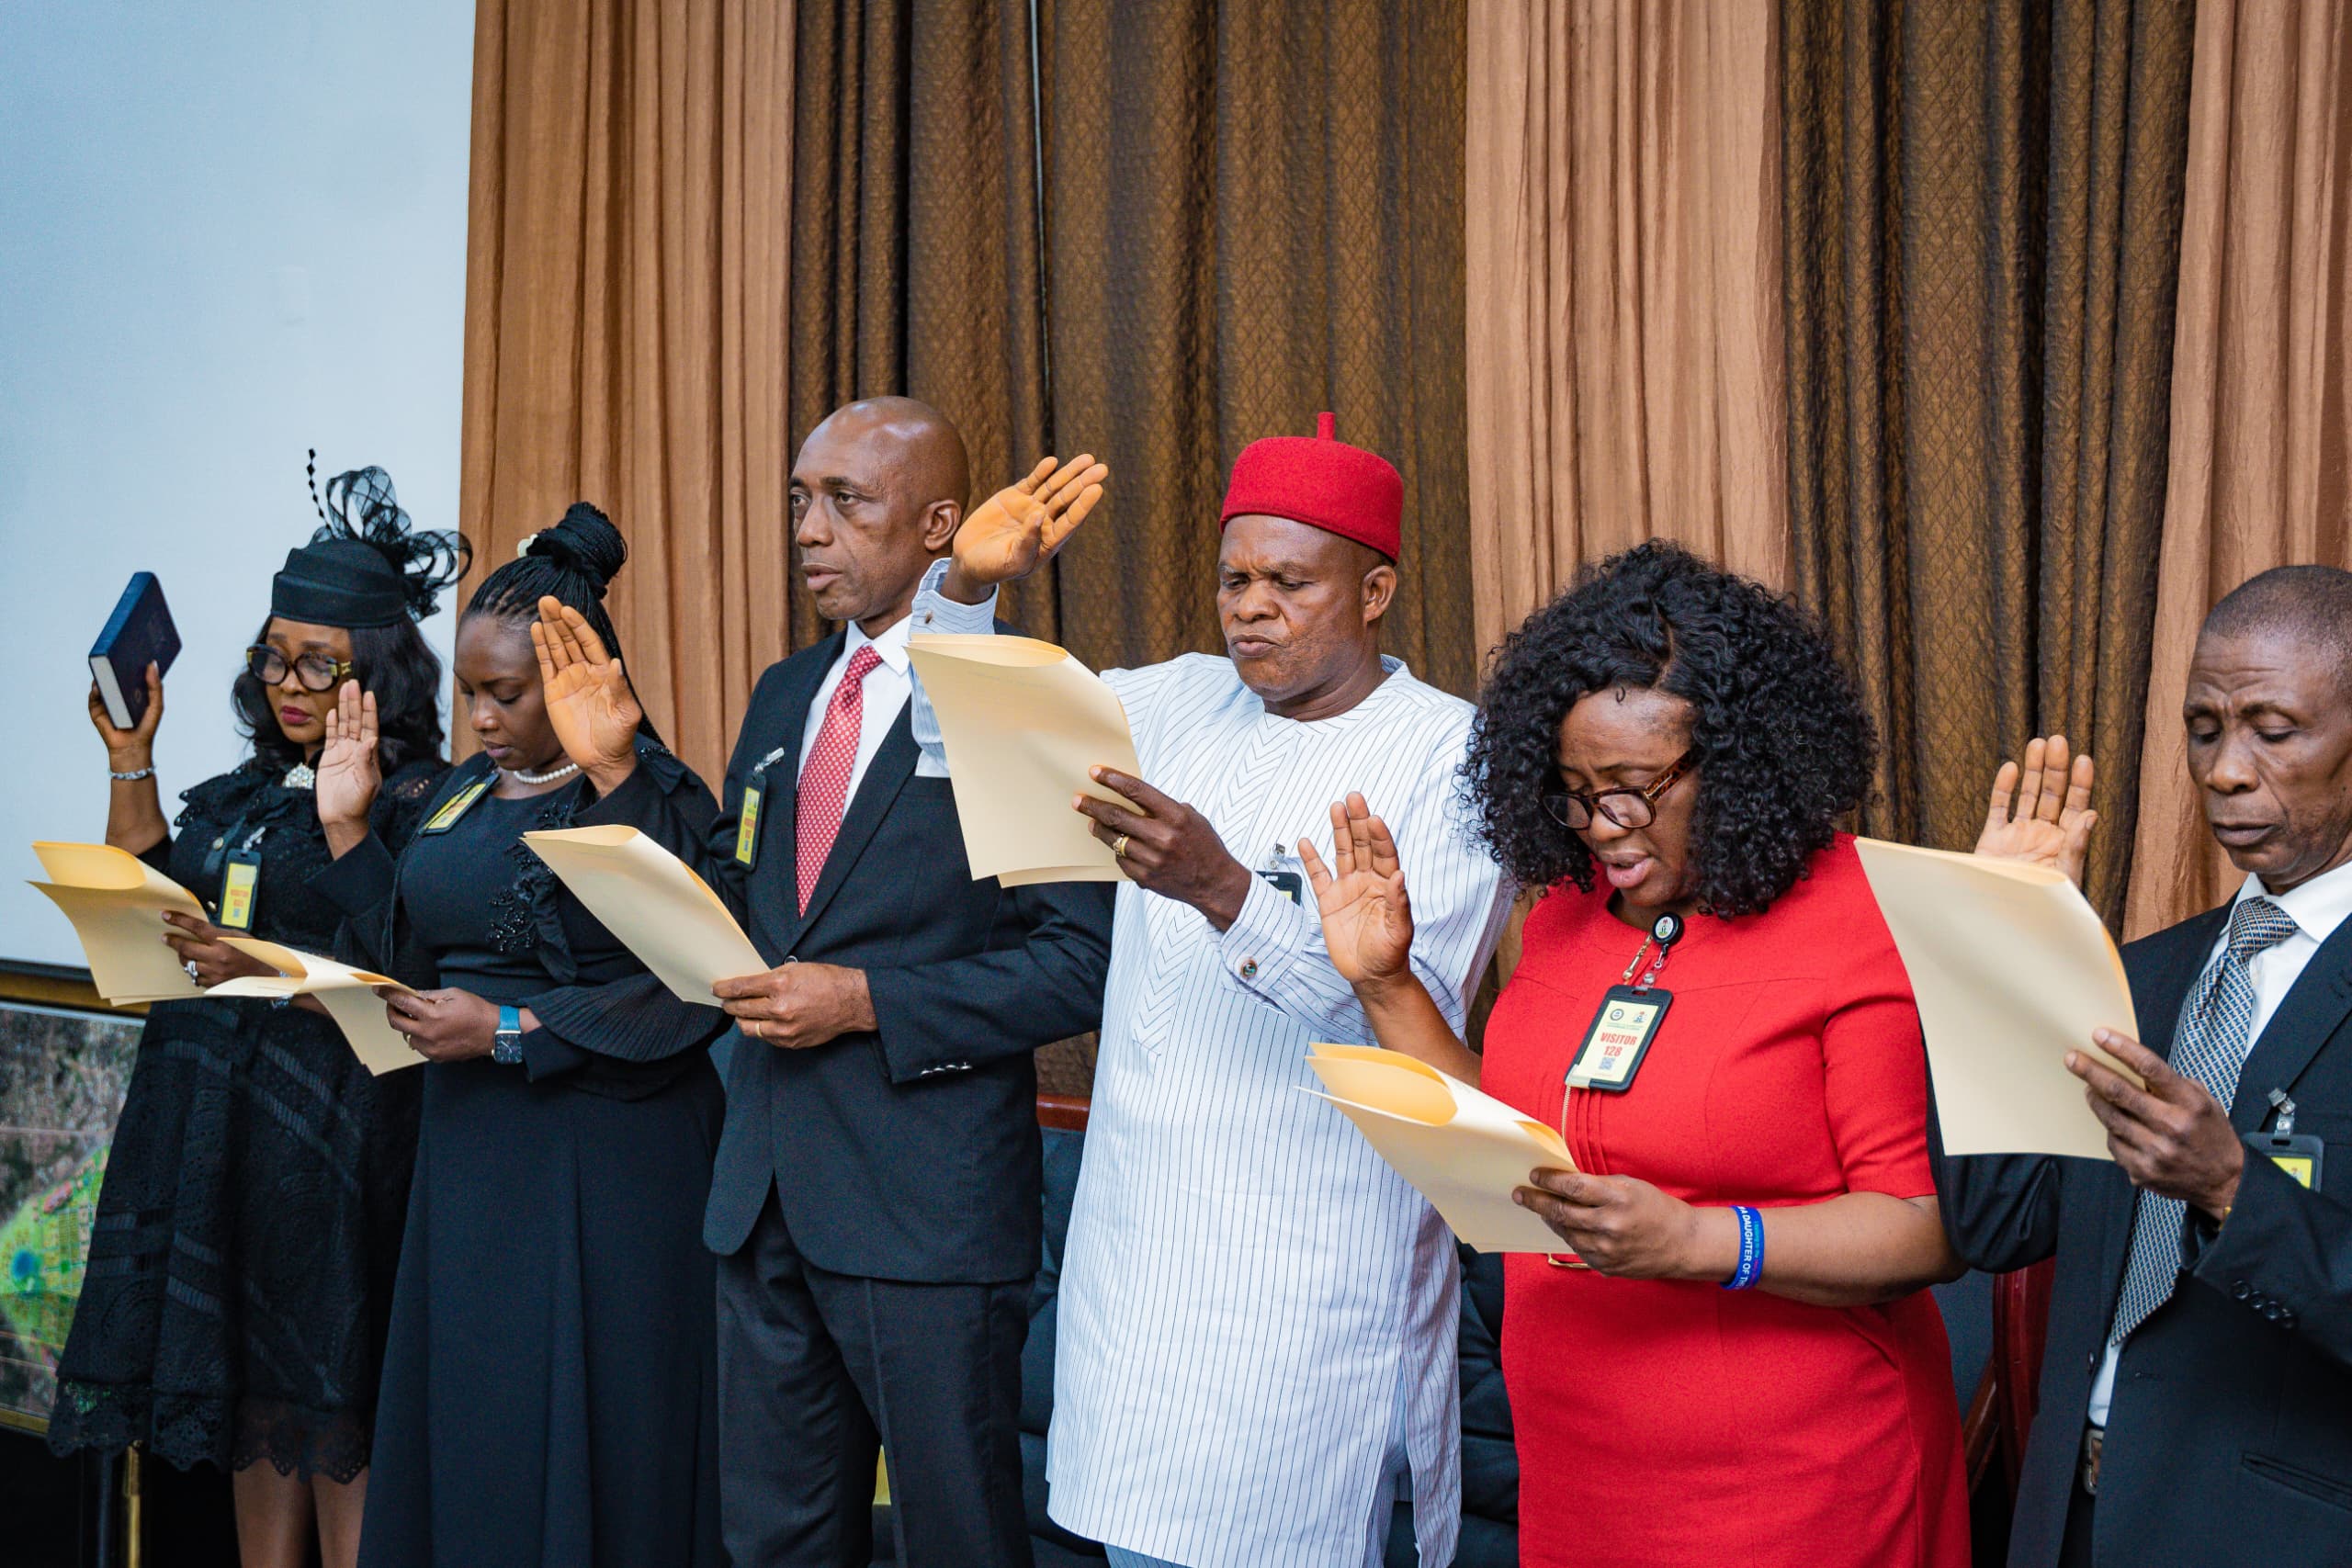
910, 567, 1513, 1568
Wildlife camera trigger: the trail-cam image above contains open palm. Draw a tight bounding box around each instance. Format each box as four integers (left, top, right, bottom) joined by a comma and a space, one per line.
1299, 795, 1416, 987
1975, 734, 2097, 886
952, 455, 1109, 589
531, 597, 641, 772
316, 682, 381, 828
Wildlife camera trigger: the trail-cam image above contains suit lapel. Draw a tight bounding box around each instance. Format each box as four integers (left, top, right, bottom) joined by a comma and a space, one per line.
790, 708, 920, 943
2231, 908, 2352, 1126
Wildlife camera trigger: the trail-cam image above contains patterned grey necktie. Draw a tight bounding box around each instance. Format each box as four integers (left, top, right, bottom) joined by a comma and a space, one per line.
2107, 895, 2300, 1348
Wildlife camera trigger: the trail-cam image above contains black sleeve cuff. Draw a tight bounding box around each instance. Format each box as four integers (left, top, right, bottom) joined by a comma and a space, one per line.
573, 761, 668, 830
518, 1026, 593, 1081
308, 832, 400, 919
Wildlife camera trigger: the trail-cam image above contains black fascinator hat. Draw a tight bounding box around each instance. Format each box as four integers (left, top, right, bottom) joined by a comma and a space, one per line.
270, 452, 472, 628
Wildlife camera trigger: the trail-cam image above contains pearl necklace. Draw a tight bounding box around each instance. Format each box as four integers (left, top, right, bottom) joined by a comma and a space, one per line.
507, 760, 582, 786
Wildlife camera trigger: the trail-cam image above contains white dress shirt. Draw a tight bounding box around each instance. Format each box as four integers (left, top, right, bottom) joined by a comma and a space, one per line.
909, 562, 1515, 1568
792, 609, 947, 795
2087, 854, 2352, 1424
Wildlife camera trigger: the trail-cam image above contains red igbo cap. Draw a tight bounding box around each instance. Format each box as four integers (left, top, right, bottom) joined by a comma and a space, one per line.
1218, 412, 1402, 560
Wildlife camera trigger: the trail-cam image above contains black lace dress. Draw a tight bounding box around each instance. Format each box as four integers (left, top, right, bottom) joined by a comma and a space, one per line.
47, 756, 446, 1480
315, 742, 728, 1568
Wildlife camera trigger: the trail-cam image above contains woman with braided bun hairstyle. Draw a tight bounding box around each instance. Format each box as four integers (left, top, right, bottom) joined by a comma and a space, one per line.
50, 462, 465, 1568
311, 502, 725, 1568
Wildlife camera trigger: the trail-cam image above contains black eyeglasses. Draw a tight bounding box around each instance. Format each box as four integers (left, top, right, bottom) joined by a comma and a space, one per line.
1543, 750, 1696, 831
246, 645, 355, 693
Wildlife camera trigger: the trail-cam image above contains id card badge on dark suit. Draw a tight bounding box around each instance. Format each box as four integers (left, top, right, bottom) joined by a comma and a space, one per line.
734, 745, 791, 870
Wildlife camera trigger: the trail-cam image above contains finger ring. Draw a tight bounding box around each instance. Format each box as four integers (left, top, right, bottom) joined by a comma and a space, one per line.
185, 960, 201, 981
1111, 833, 1130, 859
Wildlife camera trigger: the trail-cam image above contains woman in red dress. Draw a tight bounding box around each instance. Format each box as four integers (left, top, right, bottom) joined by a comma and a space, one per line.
1301, 541, 1972, 1568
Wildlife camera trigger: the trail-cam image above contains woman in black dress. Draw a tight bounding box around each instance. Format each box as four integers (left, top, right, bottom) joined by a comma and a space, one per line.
49, 467, 467, 1568
312, 504, 726, 1568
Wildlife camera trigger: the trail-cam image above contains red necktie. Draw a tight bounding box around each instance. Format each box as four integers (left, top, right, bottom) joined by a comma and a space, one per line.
795, 644, 883, 915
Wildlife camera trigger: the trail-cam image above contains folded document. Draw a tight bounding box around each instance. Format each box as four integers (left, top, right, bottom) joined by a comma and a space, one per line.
523, 825, 767, 1006
906, 633, 1143, 886
1854, 838, 2143, 1162
209, 939, 424, 1075
28, 840, 206, 1004
1306, 1044, 1581, 1253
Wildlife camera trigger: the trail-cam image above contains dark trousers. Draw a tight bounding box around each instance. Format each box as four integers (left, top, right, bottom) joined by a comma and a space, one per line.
718, 1190, 1034, 1568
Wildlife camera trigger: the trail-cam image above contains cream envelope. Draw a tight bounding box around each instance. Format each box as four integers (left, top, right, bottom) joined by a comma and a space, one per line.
523, 825, 768, 1006
209, 938, 424, 1076
1855, 837, 2143, 1162
28, 840, 207, 1004
1305, 1043, 1581, 1254
906, 633, 1143, 886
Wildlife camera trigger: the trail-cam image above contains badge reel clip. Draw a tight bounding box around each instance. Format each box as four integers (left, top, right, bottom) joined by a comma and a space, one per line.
2253, 1089, 2324, 1192
1546, 911, 1686, 1271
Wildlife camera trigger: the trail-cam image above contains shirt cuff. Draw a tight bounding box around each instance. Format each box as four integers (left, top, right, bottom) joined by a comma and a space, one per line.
1216, 872, 1312, 993
574, 758, 665, 828
306, 832, 399, 919
912, 558, 999, 634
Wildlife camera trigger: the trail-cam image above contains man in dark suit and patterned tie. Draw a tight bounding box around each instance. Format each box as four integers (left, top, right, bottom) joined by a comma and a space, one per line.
1948, 566, 2352, 1568
533, 396, 1114, 1567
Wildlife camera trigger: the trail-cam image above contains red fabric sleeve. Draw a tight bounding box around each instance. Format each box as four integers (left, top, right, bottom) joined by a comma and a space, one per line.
1818, 871, 1939, 1200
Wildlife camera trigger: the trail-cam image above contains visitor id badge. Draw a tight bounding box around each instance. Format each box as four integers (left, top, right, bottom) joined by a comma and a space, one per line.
419, 777, 492, 836
1566, 985, 1672, 1092
735, 769, 768, 868
2251, 1130, 2324, 1192
217, 849, 263, 931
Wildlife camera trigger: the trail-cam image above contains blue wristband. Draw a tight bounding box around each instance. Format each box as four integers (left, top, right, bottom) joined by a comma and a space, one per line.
1722, 1204, 1765, 1291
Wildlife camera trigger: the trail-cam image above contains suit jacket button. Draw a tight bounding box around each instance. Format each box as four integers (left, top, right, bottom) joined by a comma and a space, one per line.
2279, 1309, 2298, 1329
2233, 1280, 2252, 1300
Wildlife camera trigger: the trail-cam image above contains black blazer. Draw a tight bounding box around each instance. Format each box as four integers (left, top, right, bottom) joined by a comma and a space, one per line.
579, 626, 1113, 1284
1937, 901, 2352, 1566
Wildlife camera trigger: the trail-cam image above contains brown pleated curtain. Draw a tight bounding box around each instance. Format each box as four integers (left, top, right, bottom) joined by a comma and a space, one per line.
459, 0, 796, 787
1039, 1, 1477, 693
776, 0, 1478, 693
1777, 0, 2195, 929
2125, 0, 2352, 935
1464, 0, 1792, 669
786, 0, 1059, 644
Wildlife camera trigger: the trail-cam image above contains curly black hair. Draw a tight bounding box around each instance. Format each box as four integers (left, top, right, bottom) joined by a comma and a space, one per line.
1460, 539, 1875, 917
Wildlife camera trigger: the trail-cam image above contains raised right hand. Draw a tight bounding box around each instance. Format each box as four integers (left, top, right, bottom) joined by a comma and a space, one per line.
1298, 794, 1418, 987
317, 680, 382, 828
940, 455, 1109, 603
532, 596, 641, 789
1975, 735, 2097, 887
89, 662, 164, 768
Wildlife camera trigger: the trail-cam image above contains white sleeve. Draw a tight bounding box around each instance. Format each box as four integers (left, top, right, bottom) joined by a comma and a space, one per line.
1216, 773, 1513, 1042
907, 558, 1001, 772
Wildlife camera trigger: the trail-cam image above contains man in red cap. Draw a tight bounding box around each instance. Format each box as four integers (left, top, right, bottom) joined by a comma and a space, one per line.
909, 416, 1513, 1568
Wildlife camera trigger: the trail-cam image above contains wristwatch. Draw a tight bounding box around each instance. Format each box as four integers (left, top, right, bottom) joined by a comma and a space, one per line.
492, 1004, 526, 1066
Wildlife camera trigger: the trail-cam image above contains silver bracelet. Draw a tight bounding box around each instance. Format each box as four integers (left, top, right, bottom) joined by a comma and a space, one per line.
108, 765, 155, 783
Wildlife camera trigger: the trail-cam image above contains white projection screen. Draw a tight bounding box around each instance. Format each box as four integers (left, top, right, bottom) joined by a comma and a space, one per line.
0, 1, 477, 967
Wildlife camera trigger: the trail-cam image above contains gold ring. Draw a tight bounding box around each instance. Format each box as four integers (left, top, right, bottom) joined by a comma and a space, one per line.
1111, 833, 1130, 858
